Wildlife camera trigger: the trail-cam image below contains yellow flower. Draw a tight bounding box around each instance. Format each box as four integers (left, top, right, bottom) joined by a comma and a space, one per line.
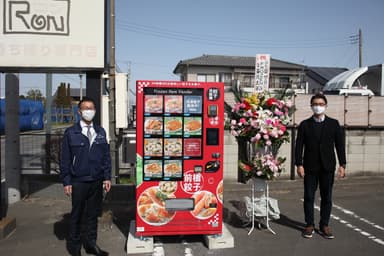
249, 94, 260, 105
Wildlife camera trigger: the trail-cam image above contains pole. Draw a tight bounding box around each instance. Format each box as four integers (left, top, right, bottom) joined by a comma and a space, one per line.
5, 74, 21, 204
0, 73, 3, 219
290, 127, 296, 180
359, 28, 362, 68
79, 74, 83, 100
45, 74, 52, 174
108, 0, 118, 184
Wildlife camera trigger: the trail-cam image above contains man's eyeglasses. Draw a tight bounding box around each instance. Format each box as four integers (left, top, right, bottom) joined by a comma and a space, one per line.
311, 103, 326, 106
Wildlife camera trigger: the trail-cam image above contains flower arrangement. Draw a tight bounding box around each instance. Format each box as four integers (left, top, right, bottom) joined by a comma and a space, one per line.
239, 150, 286, 180
229, 90, 294, 181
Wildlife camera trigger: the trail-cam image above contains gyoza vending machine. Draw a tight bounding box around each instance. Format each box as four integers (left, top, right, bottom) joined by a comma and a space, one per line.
135, 80, 224, 236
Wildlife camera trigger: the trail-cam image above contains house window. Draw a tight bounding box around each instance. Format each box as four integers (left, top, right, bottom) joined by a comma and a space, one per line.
279, 77, 291, 88
219, 73, 232, 83
197, 74, 216, 82
238, 74, 254, 88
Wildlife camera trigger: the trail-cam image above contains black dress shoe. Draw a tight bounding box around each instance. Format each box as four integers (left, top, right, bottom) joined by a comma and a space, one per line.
84, 244, 109, 256
69, 250, 81, 256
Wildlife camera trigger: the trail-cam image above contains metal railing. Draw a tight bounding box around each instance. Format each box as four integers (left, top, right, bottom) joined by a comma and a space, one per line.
19, 133, 63, 174
14, 132, 135, 183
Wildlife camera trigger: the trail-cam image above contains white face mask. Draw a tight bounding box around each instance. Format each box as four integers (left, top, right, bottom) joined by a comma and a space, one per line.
81, 109, 96, 122
311, 105, 326, 115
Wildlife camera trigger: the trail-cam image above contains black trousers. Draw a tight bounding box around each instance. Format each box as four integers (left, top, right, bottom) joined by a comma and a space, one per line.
69, 180, 103, 250
303, 170, 335, 228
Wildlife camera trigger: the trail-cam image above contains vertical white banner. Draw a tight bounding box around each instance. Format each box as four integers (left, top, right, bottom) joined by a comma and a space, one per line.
254, 54, 271, 92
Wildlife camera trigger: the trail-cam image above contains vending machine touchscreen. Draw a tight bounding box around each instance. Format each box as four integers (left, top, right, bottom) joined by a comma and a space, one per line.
135, 81, 224, 236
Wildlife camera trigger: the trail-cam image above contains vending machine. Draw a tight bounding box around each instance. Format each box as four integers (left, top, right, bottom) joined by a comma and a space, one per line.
135, 80, 224, 236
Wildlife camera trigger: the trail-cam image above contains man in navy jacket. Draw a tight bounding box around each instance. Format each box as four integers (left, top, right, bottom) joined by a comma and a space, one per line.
295, 93, 346, 239
60, 97, 111, 256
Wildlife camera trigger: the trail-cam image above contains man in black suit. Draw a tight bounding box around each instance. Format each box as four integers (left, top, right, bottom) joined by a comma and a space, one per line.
295, 93, 346, 239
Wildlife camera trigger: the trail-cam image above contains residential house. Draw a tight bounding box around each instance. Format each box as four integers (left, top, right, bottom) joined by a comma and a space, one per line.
173, 54, 347, 104
173, 54, 306, 89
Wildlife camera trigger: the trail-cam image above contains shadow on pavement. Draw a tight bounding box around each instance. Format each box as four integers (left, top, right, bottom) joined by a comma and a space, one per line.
53, 212, 72, 254
53, 213, 70, 241
223, 200, 249, 228
103, 202, 135, 237
226, 199, 306, 232
273, 214, 306, 232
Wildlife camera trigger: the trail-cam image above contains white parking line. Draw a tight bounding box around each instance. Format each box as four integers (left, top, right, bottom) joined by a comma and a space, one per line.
301, 199, 384, 246
332, 203, 384, 231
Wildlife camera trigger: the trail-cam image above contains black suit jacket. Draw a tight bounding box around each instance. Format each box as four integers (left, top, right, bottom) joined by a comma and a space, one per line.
295, 115, 346, 172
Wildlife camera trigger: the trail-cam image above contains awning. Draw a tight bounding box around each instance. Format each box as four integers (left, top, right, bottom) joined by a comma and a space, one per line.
324, 67, 368, 90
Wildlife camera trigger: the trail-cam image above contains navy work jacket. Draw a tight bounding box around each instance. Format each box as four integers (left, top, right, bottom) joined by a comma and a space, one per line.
60, 122, 112, 186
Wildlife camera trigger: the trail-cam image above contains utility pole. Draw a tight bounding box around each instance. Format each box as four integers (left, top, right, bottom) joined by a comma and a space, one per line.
108, 0, 118, 184
358, 28, 362, 67
350, 29, 363, 68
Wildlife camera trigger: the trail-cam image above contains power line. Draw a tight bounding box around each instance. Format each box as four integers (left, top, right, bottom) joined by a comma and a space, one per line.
116, 19, 351, 49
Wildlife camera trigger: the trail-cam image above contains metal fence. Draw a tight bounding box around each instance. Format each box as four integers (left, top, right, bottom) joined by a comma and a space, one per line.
16, 132, 134, 182
19, 133, 63, 174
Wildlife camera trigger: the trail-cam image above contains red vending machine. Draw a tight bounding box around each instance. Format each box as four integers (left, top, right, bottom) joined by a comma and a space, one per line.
135, 80, 224, 236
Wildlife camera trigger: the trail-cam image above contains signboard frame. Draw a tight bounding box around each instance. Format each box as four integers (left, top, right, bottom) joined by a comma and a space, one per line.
0, 0, 106, 72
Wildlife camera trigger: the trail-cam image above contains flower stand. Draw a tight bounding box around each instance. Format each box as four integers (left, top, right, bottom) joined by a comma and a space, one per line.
248, 178, 276, 235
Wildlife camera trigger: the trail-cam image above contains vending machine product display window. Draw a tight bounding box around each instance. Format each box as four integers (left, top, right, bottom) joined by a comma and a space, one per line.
141, 87, 204, 181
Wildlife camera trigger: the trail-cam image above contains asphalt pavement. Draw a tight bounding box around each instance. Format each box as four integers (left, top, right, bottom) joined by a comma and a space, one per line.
0, 175, 383, 256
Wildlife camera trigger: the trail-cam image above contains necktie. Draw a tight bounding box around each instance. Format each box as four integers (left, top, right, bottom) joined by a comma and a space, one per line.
87, 125, 92, 143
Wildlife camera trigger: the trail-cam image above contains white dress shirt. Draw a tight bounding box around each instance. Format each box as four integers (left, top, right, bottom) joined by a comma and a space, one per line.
80, 120, 96, 145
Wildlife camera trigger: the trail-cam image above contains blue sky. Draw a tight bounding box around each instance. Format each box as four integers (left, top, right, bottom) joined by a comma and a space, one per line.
1, 0, 383, 96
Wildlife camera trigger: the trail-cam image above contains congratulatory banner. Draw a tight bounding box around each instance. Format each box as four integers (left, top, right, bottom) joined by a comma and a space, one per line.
0, 0, 105, 70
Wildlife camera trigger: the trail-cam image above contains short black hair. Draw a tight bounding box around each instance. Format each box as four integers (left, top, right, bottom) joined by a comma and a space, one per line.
310, 93, 327, 105
78, 97, 96, 109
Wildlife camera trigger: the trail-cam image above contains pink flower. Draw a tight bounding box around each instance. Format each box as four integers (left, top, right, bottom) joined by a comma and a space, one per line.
270, 129, 279, 138
239, 118, 247, 124
250, 119, 258, 128
272, 119, 280, 127
274, 109, 283, 116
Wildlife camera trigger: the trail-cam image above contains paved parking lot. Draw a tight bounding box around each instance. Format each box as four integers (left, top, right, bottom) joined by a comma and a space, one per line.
0, 175, 383, 256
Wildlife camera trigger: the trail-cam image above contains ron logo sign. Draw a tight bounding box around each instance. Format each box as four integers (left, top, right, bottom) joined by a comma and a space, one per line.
3, 0, 70, 36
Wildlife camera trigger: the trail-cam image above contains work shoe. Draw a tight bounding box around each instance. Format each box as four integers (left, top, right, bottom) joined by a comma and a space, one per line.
319, 226, 335, 239
302, 226, 315, 238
